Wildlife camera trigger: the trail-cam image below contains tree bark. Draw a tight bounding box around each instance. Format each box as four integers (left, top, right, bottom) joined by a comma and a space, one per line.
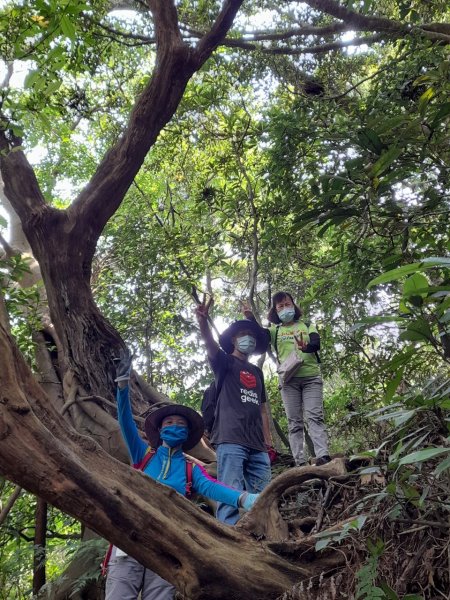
33, 498, 48, 596
0, 484, 22, 526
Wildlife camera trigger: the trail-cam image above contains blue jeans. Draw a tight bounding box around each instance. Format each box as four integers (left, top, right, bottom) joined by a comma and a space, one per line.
216, 443, 271, 525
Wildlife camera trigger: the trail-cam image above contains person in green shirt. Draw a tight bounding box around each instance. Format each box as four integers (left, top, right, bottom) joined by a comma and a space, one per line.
243, 291, 330, 467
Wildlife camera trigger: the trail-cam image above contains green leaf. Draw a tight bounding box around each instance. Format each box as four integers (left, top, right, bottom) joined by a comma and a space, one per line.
434, 455, 450, 477
403, 273, 428, 298
368, 257, 450, 288
369, 146, 402, 178
368, 263, 421, 287
315, 538, 331, 551
418, 87, 435, 116
366, 403, 403, 417
349, 515, 367, 530
46, 79, 62, 95
431, 101, 450, 128
398, 447, 450, 466
376, 409, 415, 425
350, 316, 402, 331
421, 257, 450, 267
439, 309, 450, 324
357, 127, 385, 154
399, 318, 432, 343
385, 368, 404, 403
24, 69, 41, 89
375, 114, 406, 134
60, 14, 76, 40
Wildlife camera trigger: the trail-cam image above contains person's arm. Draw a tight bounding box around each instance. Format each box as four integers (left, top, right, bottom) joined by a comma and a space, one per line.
116, 386, 148, 464
260, 377, 278, 463
303, 331, 320, 353
192, 465, 258, 512
295, 325, 320, 353
240, 300, 258, 322
195, 295, 219, 360
113, 350, 148, 464
259, 373, 272, 444
261, 402, 273, 448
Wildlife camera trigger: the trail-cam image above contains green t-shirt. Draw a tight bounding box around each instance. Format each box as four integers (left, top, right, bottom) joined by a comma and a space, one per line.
269, 321, 320, 378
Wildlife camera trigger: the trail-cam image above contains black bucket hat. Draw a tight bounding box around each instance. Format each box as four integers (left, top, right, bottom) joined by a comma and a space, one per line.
144, 402, 204, 451
219, 319, 270, 355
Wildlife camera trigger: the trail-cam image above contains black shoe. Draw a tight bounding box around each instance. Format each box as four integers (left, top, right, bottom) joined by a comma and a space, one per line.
315, 455, 331, 466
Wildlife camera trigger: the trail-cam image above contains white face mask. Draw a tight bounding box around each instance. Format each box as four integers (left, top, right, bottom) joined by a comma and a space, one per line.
236, 335, 256, 354
277, 307, 295, 323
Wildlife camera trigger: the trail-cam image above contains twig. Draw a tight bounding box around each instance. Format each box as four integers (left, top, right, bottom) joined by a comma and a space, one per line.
0, 232, 15, 258
393, 518, 450, 530
398, 525, 428, 535
61, 394, 145, 419
313, 483, 332, 532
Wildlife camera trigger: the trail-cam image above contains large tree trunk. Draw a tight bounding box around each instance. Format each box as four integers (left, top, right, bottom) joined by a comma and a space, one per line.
0, 317, 348, 600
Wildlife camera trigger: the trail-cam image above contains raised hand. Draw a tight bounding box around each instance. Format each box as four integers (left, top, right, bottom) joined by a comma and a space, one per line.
113, 348, 133, 382
294, 333, 307, 351
240, 299, 253, 317
195, 293, 213, 322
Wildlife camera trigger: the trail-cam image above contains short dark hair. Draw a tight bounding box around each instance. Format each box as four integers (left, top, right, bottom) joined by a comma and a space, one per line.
267, 291, 302, 324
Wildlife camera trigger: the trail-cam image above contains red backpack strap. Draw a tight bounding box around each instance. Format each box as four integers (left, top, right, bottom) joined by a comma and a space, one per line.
185, 460, 193, 499
101, 543, 113, 577
133, 448, 156, 471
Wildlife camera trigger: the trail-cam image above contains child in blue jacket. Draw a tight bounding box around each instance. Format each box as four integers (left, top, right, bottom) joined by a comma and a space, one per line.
105, 351, 258, 600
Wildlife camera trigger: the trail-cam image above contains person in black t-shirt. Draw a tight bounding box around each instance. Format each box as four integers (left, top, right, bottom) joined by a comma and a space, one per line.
195, 296, 274, 525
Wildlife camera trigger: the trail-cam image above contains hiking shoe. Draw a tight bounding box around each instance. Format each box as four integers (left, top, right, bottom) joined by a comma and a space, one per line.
315, 455, 331, 466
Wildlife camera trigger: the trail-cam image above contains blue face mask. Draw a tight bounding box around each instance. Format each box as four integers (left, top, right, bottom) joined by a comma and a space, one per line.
278, 307, 295, 323
236, 335, 256, 355
160, 425, 189, 447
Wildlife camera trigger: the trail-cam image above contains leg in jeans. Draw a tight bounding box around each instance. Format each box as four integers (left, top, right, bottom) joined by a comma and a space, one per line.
300, 376, 329, 459
216, 443, 247, 525
280, 378, 305, 465
244, 449, 271, 493
105, 547, 145, 600
142, 568, 176, 600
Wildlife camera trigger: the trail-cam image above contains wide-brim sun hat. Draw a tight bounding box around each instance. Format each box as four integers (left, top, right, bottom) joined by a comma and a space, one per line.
219, 319, 270, 355
144, 402, 204, 451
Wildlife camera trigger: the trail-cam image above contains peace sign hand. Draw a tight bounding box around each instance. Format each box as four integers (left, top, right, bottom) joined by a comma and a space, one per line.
294, 333, 307, 351
195, 294, 213, 322
240, 299, 253, 317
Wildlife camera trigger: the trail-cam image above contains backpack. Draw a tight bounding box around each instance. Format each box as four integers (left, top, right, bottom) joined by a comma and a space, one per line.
273, 321, 321, 364
101, 448, 193, 576
201, 382, 218, 435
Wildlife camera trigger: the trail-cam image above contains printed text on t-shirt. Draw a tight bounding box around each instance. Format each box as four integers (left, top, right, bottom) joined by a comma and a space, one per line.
240, 388, 259, 405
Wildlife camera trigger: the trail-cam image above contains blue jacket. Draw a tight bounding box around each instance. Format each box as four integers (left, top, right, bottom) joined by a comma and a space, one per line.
117, 386, 241, 507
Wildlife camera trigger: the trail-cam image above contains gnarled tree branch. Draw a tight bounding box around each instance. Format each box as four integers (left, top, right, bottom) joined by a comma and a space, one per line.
66, 0, 243, 259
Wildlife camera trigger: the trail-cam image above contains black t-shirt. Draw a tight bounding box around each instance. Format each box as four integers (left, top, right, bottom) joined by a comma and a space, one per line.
209, 350, 266, 452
